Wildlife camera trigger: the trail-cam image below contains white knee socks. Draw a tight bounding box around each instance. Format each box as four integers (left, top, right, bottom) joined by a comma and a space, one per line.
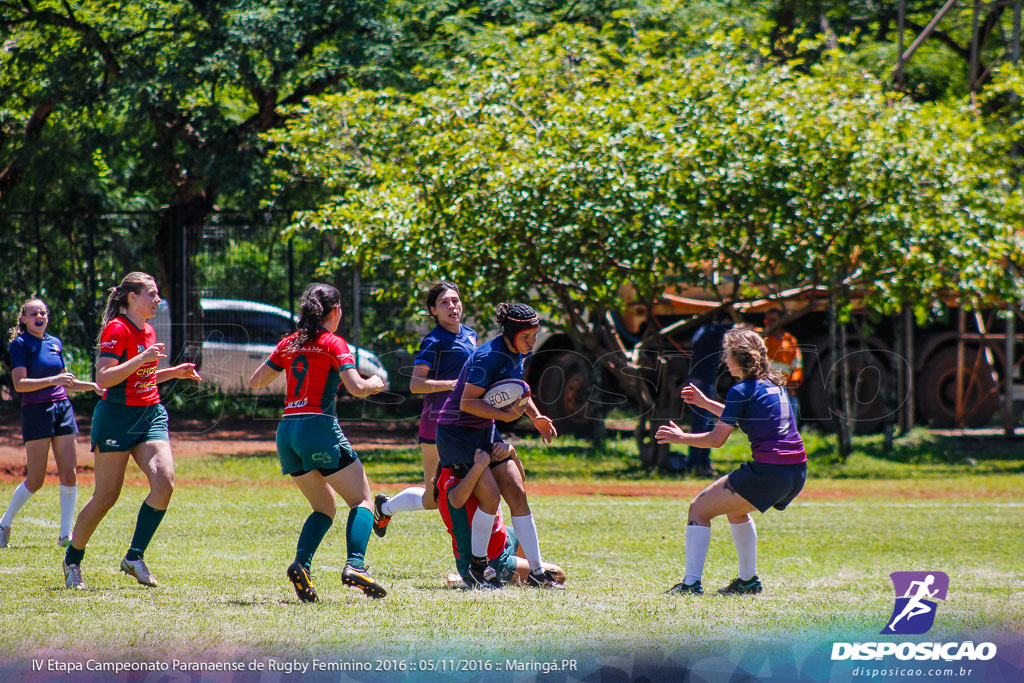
511, 514, 542, 572
1, 482, 34, 527
730, 519, 758, 580
684, 524, 711, 585
382, 487, 426, 515
59, 485, 77, 539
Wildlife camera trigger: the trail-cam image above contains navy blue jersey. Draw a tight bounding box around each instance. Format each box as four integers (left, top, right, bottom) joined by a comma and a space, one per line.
414, 324, 478, 380
9, 332, 67, 405
438, 336, 530, 429
719, 379, 806, 464
414, 324, 477, 429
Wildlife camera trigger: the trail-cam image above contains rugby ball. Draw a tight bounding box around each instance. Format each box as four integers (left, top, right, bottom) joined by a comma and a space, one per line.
481, 379, 531, 409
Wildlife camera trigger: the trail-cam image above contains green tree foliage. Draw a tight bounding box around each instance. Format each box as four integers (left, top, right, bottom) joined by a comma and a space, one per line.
269, 22, 1023, 419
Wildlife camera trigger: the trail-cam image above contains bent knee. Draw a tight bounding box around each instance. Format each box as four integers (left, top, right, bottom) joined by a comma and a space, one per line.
92, 491, 122, 510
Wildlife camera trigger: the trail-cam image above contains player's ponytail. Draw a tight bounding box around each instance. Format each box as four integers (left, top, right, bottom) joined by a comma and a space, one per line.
722, 327, 785, 386
8, 298, 45, 343
289, 283, 341, 352
96, 273, 155, 350
495, 303, 539, 348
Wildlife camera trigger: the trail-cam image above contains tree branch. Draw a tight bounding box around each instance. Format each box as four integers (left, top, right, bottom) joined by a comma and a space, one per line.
0, 99, 56, 200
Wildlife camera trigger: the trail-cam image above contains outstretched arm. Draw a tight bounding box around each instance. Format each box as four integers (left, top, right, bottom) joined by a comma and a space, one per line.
447, 450, 492, 509
655, 420, 734, 448
340, 367, 386, 398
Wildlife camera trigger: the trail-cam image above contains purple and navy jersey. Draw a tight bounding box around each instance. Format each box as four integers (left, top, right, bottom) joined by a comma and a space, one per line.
437, 336, 531, 429
9, 332, 68, 405
414, 324, 477, 426
719, 378, 806, 465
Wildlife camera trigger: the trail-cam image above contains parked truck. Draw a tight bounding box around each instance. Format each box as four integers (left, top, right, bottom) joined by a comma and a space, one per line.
526, 285, 1024, 437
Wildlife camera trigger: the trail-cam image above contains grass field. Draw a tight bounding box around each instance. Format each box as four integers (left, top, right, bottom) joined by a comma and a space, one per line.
0, 429, 1022, 679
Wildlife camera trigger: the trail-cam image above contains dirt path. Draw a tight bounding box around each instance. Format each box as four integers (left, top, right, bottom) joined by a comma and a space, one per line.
1, 410, 1018, 499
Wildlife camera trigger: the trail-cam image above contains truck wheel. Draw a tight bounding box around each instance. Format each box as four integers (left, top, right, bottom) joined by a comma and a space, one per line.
802, 348, 892, 434
917, 347, 998, 428
534, 351, 594, 437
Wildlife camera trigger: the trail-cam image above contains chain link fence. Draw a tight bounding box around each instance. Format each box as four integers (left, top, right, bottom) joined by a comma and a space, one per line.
0, 210, 413, 405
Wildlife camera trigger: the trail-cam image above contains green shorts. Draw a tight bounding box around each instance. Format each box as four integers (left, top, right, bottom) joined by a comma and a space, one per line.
276, 414, 358, 476
457, 525, 519, 585
91, 401, 169, 453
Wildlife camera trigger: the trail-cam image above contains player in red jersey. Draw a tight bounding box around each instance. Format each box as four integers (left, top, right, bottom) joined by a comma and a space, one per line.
62, 272, 201, 590
249, 283, 388, 601
436, 447, 564, 588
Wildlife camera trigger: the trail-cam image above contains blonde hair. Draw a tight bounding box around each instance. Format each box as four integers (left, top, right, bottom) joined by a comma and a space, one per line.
722, 327, 785, 386
8, 298, 46, 343
97, 272, 156, 348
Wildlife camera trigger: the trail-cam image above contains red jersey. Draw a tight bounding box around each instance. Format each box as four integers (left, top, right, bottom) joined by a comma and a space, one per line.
267, 329, 355, 416
437, 467, 508, 562
98, 316, 160, 406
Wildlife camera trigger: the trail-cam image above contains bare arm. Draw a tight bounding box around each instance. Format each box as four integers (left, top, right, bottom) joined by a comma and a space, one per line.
156, 363, 201, 384
521, 397, 556, 443
447, 449, 492, 509
655, 420, 735, 449
11, 367, 76, 393
340, 367, 385, 398
68, 379, 103, 395
681, 383, 725, 416
249, 361, 282, 389
95, 344, 166, 389
409, 363, 457, 394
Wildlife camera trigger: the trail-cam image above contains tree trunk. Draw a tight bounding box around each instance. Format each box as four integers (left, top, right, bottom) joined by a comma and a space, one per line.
830, 295, 853, 461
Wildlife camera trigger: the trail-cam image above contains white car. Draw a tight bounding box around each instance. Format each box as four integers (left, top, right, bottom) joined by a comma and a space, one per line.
153, 298, 389, 394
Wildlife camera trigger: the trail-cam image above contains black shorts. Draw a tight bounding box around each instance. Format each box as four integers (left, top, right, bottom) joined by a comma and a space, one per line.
22, 399, 78, 443
446, 454, 513, 480
435, 423, 504, 467
727, 460, 806, 513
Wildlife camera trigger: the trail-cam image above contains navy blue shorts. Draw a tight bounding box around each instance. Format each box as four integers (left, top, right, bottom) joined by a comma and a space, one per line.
22, 399, 79, 443
435, 423, 504, 467
727, 460, 807, 513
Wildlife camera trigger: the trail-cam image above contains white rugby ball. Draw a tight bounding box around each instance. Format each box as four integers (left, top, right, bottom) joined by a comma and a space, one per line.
481, 379, 531, 409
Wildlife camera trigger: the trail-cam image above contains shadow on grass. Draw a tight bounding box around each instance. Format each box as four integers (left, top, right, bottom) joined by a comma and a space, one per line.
813, 429, 1024, 465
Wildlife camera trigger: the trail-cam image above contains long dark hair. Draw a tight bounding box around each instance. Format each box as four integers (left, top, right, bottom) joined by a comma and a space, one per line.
288, 283, 341, 352
425, 280, 460, 323
97, 272, 155, 349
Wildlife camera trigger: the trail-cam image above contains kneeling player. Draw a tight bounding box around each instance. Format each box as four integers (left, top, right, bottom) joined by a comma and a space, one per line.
437, 447, 564, 589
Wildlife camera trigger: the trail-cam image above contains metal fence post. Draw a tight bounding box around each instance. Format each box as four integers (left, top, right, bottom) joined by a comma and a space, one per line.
288, 236, 296, 328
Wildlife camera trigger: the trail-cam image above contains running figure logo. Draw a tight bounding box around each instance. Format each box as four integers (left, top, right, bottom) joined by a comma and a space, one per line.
882, 571, 949, 635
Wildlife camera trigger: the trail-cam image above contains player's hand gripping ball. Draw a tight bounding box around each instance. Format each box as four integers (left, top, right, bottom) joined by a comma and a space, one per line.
481, 379, 531, 410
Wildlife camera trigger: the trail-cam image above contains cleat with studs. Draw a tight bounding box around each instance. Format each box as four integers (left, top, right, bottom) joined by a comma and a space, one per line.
120, 557, 158, 587
63, 561, 85, 590
718, 575, 763, 595
342, 563, 387, 599
287, 561, 319, 603
666, 580, 704, 595
371, 494, 392, 538
526, 568, 564, 589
